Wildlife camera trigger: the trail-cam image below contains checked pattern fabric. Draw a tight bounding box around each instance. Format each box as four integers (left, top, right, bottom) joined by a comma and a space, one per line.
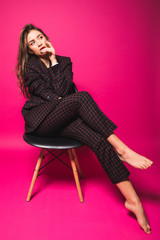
35, 91, 130, 184
22, 54, 130, 184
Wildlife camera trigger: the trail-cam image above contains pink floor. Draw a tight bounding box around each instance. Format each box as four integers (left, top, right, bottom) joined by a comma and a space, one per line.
0, 135, 160, 240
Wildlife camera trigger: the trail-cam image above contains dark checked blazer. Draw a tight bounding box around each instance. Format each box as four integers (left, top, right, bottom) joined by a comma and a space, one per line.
22, 54, 74, 133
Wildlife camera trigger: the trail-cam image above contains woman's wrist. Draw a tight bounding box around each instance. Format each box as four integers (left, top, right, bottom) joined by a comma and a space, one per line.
50, 57, 58, 65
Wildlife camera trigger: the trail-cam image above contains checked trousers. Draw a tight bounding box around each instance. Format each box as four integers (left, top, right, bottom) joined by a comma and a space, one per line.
34, 91, 130, 184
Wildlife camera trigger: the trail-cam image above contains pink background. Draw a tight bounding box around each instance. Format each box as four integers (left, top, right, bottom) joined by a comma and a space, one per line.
0, 0, 160, 239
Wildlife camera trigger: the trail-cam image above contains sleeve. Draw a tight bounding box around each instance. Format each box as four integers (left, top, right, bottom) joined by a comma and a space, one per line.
25, 66, 59, 101
48, 57, 73, 97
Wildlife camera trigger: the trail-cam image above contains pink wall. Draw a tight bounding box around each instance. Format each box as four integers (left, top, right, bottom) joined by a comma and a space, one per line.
0, 0, 159, 146
0, 1, 160, 240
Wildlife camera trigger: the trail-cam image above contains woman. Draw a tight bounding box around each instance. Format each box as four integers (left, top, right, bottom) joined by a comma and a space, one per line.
16, 24, 153, 234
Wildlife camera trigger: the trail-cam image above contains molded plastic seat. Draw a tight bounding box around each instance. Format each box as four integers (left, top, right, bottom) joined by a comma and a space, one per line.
23, 133, 83, 149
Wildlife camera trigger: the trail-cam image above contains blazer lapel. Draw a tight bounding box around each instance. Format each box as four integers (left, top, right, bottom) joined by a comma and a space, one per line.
37, 57, 51, 82
29, 55, 51, 82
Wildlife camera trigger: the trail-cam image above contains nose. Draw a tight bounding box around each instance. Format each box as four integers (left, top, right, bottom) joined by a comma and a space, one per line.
37, 40, 42, 47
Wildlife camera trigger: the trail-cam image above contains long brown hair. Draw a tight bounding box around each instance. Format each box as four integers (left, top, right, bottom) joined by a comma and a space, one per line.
15, 24, 49, 99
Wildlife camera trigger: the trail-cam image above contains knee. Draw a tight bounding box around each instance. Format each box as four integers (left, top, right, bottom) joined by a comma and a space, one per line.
79, 91, 92, 100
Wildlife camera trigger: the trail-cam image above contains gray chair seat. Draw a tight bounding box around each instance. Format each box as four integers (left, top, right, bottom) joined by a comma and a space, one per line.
23, 133, 83, 149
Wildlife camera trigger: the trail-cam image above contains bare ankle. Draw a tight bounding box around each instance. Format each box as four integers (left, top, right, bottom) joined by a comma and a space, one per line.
126, 197, 140, 206
107, 134, 127, 155
115, 145, 127, 156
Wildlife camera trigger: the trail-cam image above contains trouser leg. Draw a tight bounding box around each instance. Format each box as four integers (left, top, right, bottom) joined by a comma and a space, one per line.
34, 91, 130, 183
35, 91, 117, 138
58, 118, 130, 184
70, 91, 118, 138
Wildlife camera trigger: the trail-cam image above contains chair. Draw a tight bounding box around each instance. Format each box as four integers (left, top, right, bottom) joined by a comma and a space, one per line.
24, 134, 84, 202
24, 83, 84, 202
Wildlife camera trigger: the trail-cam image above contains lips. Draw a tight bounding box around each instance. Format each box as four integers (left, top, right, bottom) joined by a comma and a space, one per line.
40, 46, 46, 51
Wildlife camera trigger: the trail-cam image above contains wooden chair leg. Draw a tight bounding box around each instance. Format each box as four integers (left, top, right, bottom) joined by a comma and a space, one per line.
26, 148, 45, 202
68, 149, 84, 203
72, 148, 83, 178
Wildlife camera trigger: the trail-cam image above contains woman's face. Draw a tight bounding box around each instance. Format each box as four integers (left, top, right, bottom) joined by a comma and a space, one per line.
27, 29, 48, 56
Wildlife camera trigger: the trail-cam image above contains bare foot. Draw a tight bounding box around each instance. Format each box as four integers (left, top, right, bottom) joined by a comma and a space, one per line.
125, 200, 151, 234
115, 146, 153, 169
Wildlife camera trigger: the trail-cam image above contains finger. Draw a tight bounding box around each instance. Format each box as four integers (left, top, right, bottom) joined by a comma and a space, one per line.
45, 41, 52, 47
40, 48, 51, 53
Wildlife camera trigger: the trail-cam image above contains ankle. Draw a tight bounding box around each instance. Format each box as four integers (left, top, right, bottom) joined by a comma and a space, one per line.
126, 197, 140, 206
107, 134, 128, 156
115, 145, 127, 156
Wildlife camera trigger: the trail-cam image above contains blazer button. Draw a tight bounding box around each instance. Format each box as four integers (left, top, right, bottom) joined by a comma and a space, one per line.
47, 96, 50, 99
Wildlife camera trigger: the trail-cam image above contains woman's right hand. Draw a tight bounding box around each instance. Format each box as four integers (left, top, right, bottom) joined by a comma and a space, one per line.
41, 41, 58, 65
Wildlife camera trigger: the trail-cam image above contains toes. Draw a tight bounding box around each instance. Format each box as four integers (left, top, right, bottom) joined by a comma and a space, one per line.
147, 223, 151, 231
142, 225, 151, 234
145, 158, 153, 166
142, 221, 151, 234
143, 164, 150, 169
141, 164, 148, 169
146, 227, 151, 234
142, 160, 153, 169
